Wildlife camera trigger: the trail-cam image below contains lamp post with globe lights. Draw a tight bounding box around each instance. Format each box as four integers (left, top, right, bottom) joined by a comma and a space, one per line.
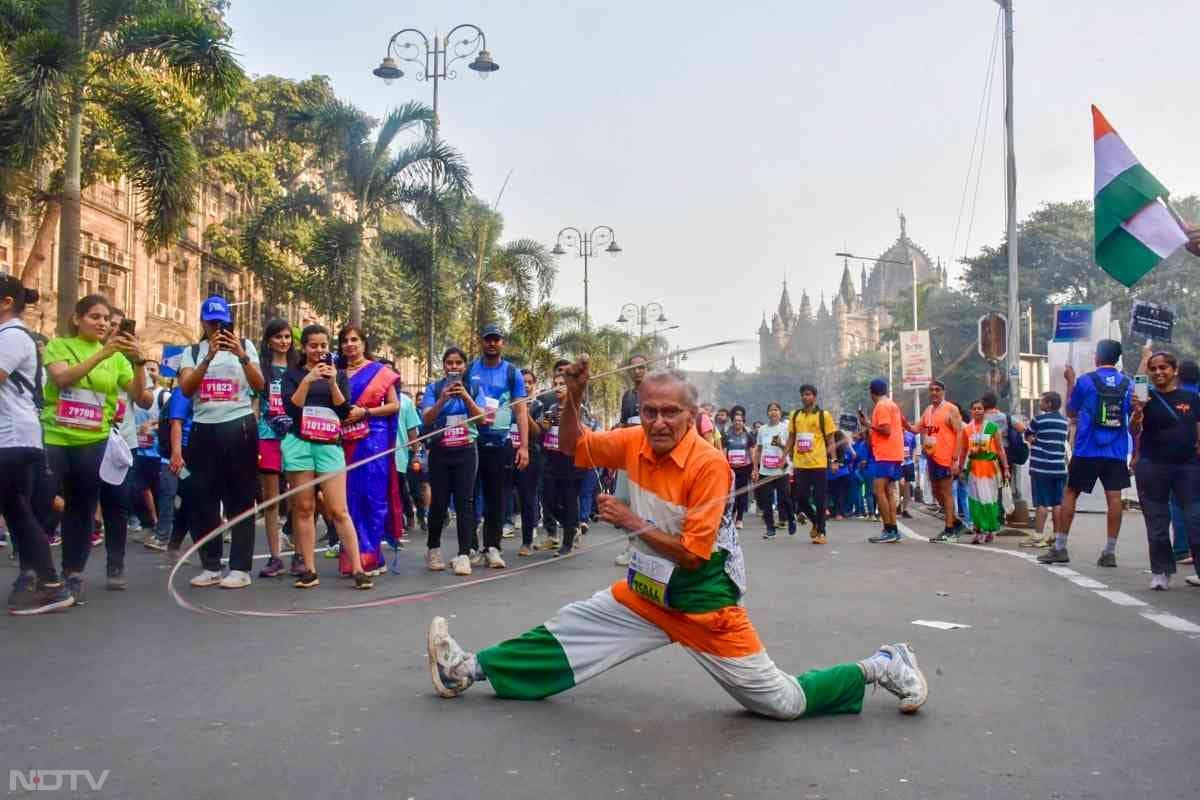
551, 226, 622, 332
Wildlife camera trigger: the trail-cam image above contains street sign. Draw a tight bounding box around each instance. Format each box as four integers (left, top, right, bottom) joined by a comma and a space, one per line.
978, 313, 1008, 361
900, 330, 933, 391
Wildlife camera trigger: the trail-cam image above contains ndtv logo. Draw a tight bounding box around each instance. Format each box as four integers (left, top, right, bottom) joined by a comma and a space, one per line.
9, 769, 111, 792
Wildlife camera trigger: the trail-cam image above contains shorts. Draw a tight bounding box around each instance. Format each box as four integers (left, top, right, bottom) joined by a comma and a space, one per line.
281, 433, 346, 474
901, 463, 916, 483
1031, 474, 1067, 508
870, 461, 903, 482
1066, 456, 1130, 494
927, 459, 953, 481
258, 438, 282, 474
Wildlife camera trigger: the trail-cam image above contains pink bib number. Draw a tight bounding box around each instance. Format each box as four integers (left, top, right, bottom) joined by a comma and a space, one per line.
510, 422, 522, 449
300, 406, 341, 442
762, 450, 784, 469
442, 415, 470, 448
727, 448, 749, 467
795, 433, 814, 454
55, 388, 104, 431
200, 376, 239, 402
268, 380, 284, 416
341, 417, 369, 441
544, 426, 560, 452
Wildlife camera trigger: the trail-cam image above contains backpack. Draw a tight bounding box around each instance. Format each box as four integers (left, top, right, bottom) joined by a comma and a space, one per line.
790, 407, 830, 463
0, 325, 43, 410
1088, 372, 1130, 430
156, 387, 177, 455
1004, 414, 1029, 465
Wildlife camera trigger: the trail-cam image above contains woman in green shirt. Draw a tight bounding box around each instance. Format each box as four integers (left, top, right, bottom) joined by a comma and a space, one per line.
41, 294, 152, 603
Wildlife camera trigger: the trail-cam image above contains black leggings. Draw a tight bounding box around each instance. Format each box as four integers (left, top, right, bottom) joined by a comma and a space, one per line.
545, 471, 582, 551
428, 445, 478, 556
1, 447, 56, 582
99, 469, 133, 573
755, 473, 794, 531
791, 468, 829, 534
185, 415, 258, 573
42, 441, 106, 575
167, 473, 196, 550
732, 466, 753, 521
515, 450, 543, 546
477, 444, 515, 551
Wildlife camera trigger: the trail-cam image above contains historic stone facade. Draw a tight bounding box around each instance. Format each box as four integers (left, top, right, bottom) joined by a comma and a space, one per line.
757, 214, 944, 387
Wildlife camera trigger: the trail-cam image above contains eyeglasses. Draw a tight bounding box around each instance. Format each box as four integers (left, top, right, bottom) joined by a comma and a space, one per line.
639, 406, 687, 422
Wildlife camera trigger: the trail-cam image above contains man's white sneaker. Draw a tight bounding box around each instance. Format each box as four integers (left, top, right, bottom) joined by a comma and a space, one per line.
1185, 574, 1200, 587
189, 569, 223, 587
451, 555, 472, 576
615, 547, 632, 567
426, 548, 446, 572
219, 570, 252, 589
484, 547, 506, 569
468, 549, 486, 567
1150, 573, 1170, 591
876, 643, 928, 714
427, 616, 475, 698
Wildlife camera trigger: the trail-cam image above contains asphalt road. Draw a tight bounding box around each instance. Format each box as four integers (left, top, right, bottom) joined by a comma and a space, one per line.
3, 508, 1199, 800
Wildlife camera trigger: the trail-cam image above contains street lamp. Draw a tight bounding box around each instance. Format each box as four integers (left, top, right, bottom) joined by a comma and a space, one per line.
551, 226, 621, 332
617, 302, 667, 338
374, 23, 498, 377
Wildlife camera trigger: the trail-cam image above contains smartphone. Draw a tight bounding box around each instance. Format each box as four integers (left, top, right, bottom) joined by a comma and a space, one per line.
119, 318, 136, 336
1134, 374, 1150, 402
446, 371, 463, 386
320, 352, 335, 367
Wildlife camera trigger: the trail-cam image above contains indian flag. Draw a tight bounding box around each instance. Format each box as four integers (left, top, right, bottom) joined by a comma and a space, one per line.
1093, 105, 1187, 287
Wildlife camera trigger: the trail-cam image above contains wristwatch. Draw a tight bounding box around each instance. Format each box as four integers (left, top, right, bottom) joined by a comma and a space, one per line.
238, 354, 251, 366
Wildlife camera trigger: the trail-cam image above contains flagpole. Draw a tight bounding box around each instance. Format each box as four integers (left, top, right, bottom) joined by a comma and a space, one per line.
1163, 198, 1191, 232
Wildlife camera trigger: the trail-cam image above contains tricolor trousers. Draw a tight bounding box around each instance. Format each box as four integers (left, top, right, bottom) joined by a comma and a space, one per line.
476, 584, 865, 720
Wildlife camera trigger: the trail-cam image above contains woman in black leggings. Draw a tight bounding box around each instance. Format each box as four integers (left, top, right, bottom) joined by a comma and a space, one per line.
722, 406, 755, 528
421, 347, 486, 577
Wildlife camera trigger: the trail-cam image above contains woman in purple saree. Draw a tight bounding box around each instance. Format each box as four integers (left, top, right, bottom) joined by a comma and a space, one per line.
338, 326, 403, 576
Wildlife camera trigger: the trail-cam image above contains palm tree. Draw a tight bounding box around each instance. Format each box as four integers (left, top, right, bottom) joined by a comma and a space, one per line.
0, 0, 244, 332
290, 99, 471, 330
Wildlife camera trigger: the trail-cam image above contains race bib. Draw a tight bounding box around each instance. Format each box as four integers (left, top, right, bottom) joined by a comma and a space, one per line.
137, 431, 155, 449
761, 449, 784, 469
484, 396, 500, 425
200, 375, 239, 402
510, 422, 521, 449
300, 406, 341, 442
55, 388, 105, 430
341, 416, 369, 441
727, 448, 749, 467
268, 380, 284, 416
627, 415, 641, 425
544, 425, 560, 452
442, 414, 470, 448
626, 549, 675, 608
795, 433, 814, 453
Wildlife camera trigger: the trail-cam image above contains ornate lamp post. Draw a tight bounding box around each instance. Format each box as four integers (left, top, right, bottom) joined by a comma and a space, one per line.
551, 226, 622, 332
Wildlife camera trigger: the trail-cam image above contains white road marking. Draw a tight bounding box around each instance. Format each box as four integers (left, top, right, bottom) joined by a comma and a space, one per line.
1068, 576, 1108, 589
1140, 613, 1200, 633
1093, 590, 1147, 607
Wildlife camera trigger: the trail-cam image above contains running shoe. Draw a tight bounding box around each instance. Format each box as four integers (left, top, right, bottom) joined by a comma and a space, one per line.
930, 529, 956, 544
787, 520, 798, 535
353, 572, 374, 590
1149, 574, 1169, 591
484, 547, 506, 569
451, 555, 471, 576
189, 569, 223, 587
614, 548, 632, 567
735, 520, 743, 530
875, 643, 929, 714
8, 573, 75, 616
258, 557, 285, 578
428, 616, 474, 698
580, 522, 589, 535
1037, 547, 1070, 564
969, 533, 985, 545
1018, 535, 1048, 548
65, 574, 85, 607
1185, 575, 1200, 587
143, 537, 167, 552
219, 570, 251, 589
983, 533, 995, 543
106, 566, 128, 591
518, 545, 533, 557
868, 529, 902, 544
426, 549, 446, 571
289, 554, 306, 576
1178, 554, 1194, 565
90, 529, 104, 547
294, 571, 320, 589
48, 533, 62, 547
469, 549, 486, 567
812, 532, 827, 545
324, 543, 340, 559
502, 523, 516, 539
1096, 551, 1117, 568
764, 529, 777, 540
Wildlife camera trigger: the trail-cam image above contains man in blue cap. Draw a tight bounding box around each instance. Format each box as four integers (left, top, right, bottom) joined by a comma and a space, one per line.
466, 324, 530, 569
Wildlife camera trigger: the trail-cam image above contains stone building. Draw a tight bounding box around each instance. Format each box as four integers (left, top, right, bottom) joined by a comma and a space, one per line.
756, 213, 944, 388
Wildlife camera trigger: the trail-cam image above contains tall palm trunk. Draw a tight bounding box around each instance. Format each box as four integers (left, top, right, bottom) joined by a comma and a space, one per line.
56, 86, 83, 335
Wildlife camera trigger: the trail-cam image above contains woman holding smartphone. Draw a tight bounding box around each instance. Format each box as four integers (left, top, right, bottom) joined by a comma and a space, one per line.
752, 401, 795, 539
255, 319, 297, 578
41, 294, 152, 602
421, 347, 486, 576
282, 324, 373, 590
177, 295, 264, 590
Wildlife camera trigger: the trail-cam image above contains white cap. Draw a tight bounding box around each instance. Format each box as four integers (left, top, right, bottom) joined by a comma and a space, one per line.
100, 429, 134, 485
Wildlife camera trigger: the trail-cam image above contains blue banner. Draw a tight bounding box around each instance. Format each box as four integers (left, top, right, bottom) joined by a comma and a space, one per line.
160, 344, 186, 378
1053, 305, 1093, 342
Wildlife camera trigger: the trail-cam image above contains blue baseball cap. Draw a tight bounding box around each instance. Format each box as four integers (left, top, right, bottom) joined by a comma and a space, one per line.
869, 378, 889, 396
479, 323, 504, 339
200, 295, 231, 323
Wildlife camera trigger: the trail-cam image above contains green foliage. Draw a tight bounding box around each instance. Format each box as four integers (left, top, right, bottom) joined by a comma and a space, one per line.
837, 350, 889, 414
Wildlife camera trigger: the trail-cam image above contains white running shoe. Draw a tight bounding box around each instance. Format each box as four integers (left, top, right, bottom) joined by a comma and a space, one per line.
1186, 575, 1200, 587
1150, 573, 1169, 591
876, 643, 929, 714
427, 616, 474, 698
426, 548, 446, 571
469, 549, 486, 567
189, 569, 223, 587
615, 547, 631, 567
451, 555, 471, 576
484, 547, 506, 569
219, 570, 251, 589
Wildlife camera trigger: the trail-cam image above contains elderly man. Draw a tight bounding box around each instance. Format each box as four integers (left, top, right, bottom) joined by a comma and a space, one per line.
425, 358, 930, 720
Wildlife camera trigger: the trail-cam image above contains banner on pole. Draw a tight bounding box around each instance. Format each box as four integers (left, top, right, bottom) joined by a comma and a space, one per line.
1129, 301, 1174, 343
1053, 305, 1094, 342
900, 330, 933, 391
161, 344, 186, 378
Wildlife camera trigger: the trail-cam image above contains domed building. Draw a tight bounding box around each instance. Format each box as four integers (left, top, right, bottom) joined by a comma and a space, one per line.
757, 212, 945, 389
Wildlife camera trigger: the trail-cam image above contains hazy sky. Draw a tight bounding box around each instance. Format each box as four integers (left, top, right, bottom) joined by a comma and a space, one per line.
228, 0, 1200, 372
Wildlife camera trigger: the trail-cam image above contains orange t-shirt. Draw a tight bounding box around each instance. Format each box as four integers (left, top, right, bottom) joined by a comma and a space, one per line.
870, 396, 905, 462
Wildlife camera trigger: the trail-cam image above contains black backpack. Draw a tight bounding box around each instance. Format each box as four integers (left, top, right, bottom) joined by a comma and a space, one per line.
0, 325, 43, 410
790, 406, 830, 463
1089, 372, 1130, 430
1004, 414, 1029, 465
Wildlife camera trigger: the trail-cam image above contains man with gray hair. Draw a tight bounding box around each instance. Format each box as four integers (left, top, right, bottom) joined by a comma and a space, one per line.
424, 357, 930, 722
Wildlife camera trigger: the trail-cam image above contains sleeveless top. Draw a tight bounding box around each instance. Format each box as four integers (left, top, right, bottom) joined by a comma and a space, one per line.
921, 402, 959, 467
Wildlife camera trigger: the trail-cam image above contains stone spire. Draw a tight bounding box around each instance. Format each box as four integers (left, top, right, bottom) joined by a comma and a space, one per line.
777, 281, 794, 326
860, 263, 869, 297
798, 289, 812, 321
758, 312, 770, 335
838, 258, 856, 309
817, 290, 830, 321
